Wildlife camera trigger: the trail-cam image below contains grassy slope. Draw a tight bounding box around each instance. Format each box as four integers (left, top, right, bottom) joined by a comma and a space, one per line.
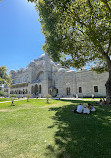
0, 99, 111, 158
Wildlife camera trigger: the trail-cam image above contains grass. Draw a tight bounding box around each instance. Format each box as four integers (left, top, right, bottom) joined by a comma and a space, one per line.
0, 98, 12, 102
0, 98, 18, 102
0, 98, 111, 158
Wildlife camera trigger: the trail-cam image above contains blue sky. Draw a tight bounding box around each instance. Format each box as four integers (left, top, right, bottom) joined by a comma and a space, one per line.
0, 0, 45, 72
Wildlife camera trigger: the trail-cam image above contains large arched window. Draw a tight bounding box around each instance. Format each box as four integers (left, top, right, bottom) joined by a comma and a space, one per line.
35, 84, 38, 95
31, 86, 34, 94
23, 89, 25, 94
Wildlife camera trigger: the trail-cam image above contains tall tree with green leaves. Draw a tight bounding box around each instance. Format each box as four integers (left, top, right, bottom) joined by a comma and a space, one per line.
28, 0, 111, 103
0, 66, 12, 87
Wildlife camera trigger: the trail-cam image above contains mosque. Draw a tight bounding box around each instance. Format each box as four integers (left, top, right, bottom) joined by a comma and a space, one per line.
8, 53, 108, 98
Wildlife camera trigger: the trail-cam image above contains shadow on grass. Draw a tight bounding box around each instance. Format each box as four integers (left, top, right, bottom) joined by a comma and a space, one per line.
45, 100, 111, 158
59, 99, 99, 104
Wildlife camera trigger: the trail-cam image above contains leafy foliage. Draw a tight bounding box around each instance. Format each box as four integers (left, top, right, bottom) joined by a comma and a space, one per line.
28, 0, 111, 72
0, 66, 12, 86
28, 0, 111, 102
45, 94, 51, 103
0, 90, 6, 97
26, 94, 31, 102
10, 94, 17, 106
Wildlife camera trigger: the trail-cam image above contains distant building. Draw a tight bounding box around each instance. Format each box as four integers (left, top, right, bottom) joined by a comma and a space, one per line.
8, 53, 108, 98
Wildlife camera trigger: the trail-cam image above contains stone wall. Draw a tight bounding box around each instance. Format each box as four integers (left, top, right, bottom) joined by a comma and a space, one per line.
76, 70, 108, 97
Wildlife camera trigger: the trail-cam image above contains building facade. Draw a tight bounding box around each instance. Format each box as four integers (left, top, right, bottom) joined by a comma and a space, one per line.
8, 53, 108, 98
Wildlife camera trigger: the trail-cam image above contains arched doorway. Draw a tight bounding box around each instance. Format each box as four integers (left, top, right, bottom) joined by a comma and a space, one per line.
31, 86, 34, 94
35, 84, 38, 95
49, 87, 57, 97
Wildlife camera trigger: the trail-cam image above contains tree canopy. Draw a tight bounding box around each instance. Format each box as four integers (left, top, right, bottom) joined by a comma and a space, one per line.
28, 0, 111, 72
0, 66, 11, 87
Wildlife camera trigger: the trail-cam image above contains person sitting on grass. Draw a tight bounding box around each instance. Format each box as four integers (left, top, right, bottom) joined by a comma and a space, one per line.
88, 103, 96, 112
90, 104, 96, 112
88, 103, 91, 109
99, 98, 103, 105
73, 103, 84, 114
102, 98, 106, 105
83, 105, 90, 114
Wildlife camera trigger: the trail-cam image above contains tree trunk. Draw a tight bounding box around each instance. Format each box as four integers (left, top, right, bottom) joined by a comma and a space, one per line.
46, 98, 49, 103
105, 70, 111, 104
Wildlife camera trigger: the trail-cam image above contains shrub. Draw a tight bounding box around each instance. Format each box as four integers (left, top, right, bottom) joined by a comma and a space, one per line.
44, 94, 51, 103
26, 94, 31, 102
0, 90, 6, 97
10, 94, 17, 106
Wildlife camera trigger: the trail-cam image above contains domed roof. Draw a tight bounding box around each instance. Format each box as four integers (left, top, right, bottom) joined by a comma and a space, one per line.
10, 70, 16, 73
67, 70, 75, 73
58, 68, 66, 72
38, 54, 45, 60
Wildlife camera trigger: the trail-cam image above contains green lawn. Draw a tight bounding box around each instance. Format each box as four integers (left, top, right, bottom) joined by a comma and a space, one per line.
0, 98, 12, 102
0, 99, 111, 158
0, 98, 18, 102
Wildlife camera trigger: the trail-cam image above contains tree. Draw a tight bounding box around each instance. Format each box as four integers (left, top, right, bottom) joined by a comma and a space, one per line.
0, 91, 6, 97
10, 94, 17, 106
45, 94, 51, 103
0, 66, 12, 87
26, 94, 31, 102
28, 0, 111, 103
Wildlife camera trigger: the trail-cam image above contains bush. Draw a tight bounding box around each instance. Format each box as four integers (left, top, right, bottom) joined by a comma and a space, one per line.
26, 94, 31, 102
10, 94, 17, 106
0, 91, 6, 97
44, 94, 51, 103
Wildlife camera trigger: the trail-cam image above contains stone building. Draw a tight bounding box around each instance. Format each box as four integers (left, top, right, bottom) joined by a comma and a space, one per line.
9, 53, 108, 98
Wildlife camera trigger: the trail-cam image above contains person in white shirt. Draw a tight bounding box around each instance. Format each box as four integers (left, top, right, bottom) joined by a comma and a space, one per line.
76, 104, 84, 113
83, 106, 90, 114
88, 103, 96, 112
